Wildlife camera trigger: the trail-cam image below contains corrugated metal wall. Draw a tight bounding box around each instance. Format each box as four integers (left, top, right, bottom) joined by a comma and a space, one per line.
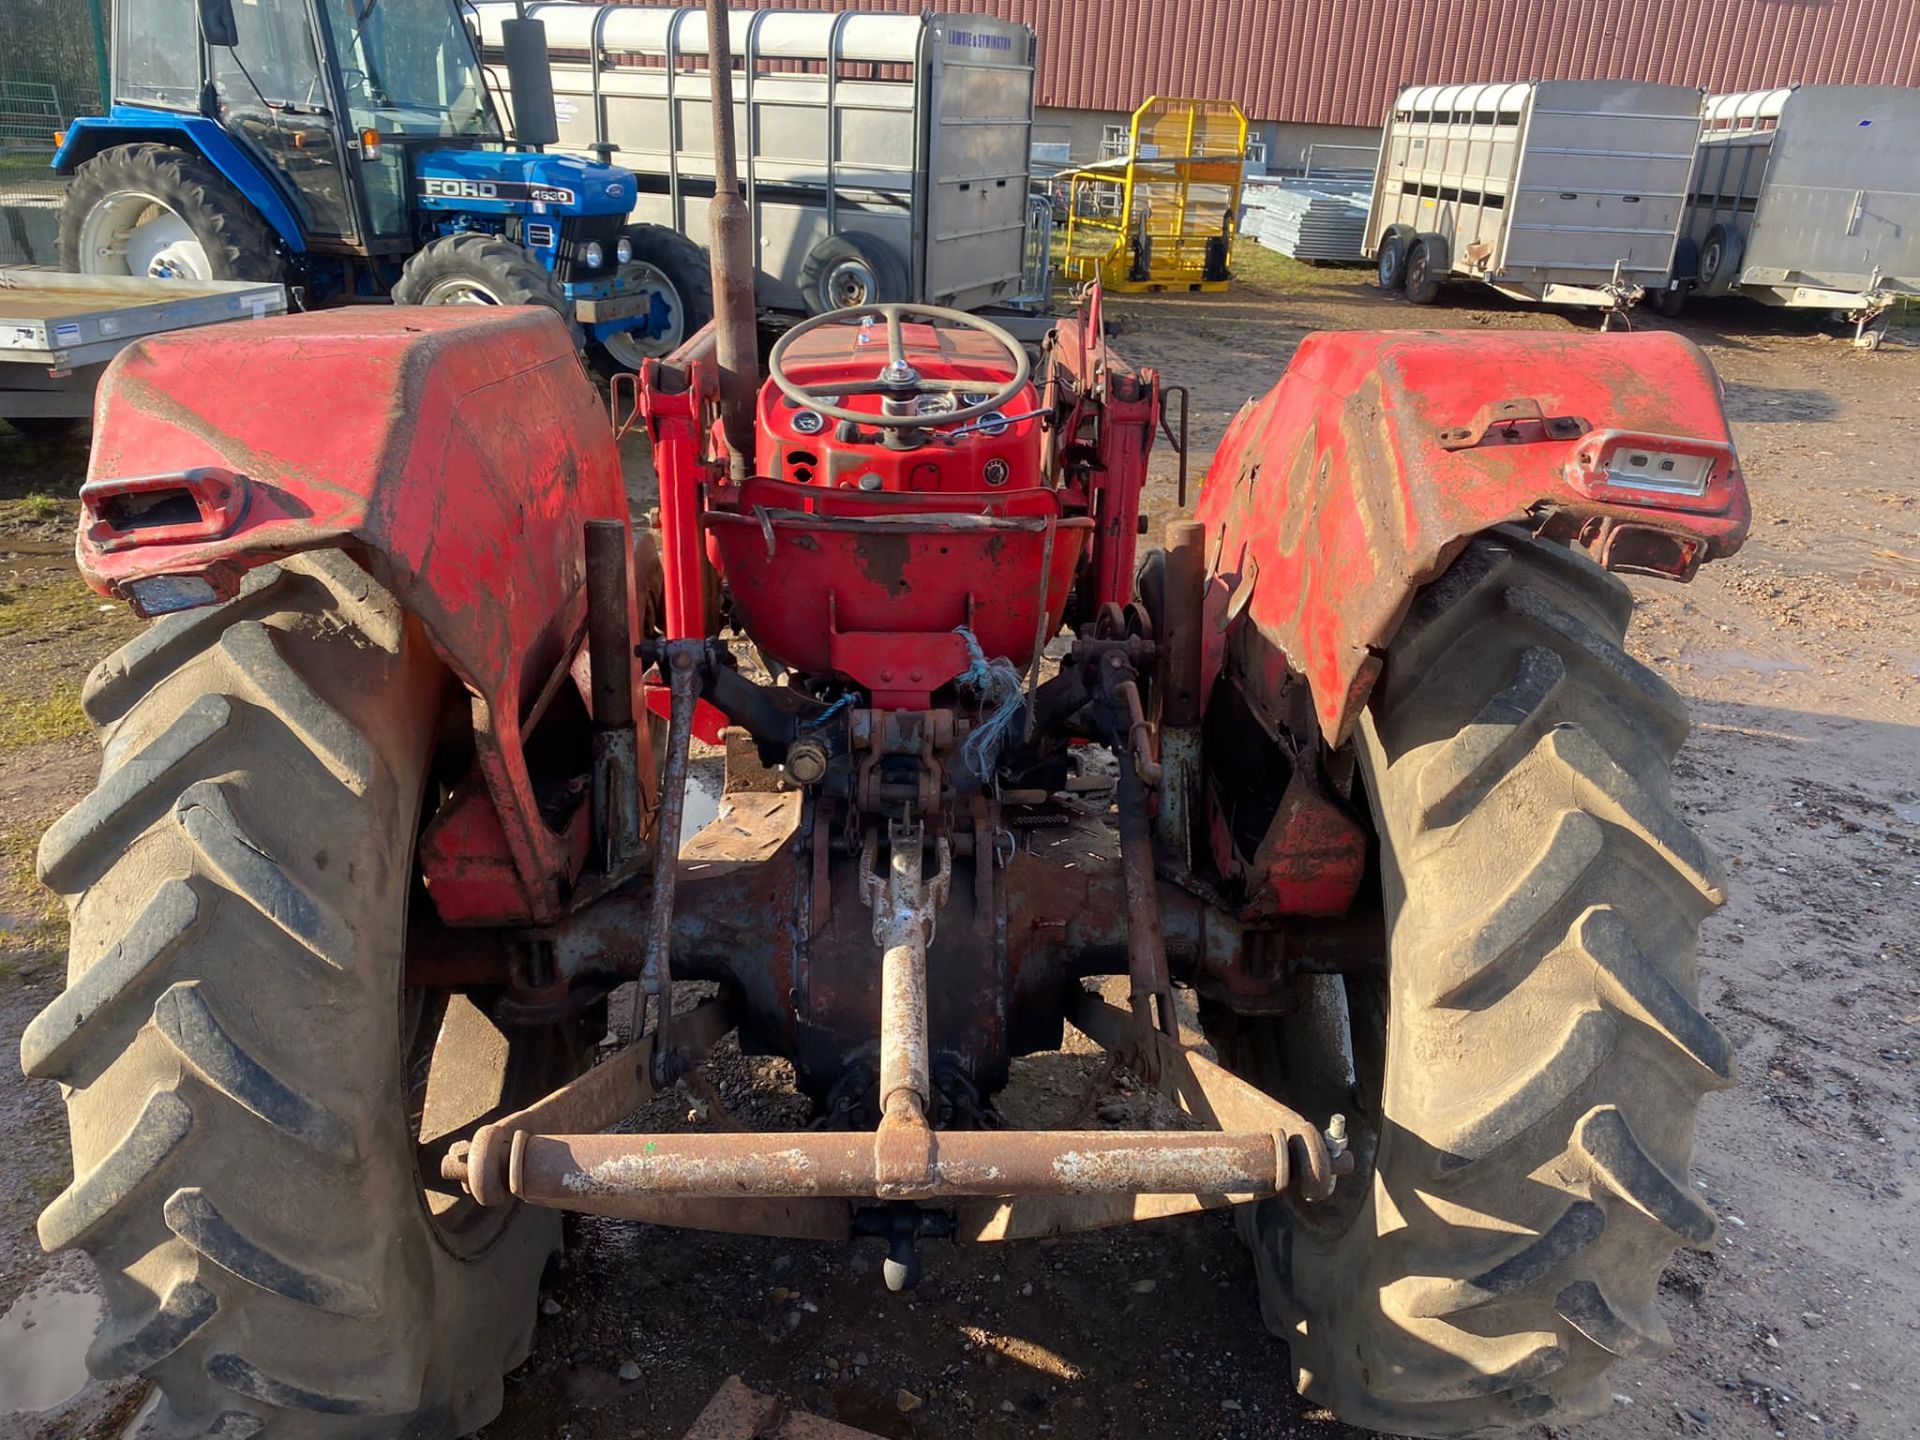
699, 0, 1920, 126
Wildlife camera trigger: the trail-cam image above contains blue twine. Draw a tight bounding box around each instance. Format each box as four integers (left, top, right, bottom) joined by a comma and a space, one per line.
801, 691, 857, 731
951, 625, 1024, 782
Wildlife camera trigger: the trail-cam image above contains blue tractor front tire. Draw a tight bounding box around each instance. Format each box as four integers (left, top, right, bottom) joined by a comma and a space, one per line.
393, 233, 577, 341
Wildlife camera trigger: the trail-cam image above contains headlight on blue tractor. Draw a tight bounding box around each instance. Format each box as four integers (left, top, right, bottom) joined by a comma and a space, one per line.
582, 241, 605, 270
616, 237, 633, 265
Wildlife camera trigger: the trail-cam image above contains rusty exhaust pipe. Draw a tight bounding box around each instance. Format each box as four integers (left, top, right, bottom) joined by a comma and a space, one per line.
704, 0, 758, 481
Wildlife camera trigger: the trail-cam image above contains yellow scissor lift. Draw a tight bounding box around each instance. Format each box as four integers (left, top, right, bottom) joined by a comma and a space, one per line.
1059, 97, 1248, 293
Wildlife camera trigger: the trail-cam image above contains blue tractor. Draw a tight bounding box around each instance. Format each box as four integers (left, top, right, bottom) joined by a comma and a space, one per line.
54, 0, 712, 375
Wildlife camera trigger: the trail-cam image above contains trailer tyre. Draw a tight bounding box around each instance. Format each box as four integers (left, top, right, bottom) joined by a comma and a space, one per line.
1404, 235, 1448, 305
395, 232, 579, 341
587, 223, 716, 377
25, 552, 584, 1439
59, 142, 284, 284
1375, 225, 1416, 291
1219, 528, 1732, 1437
1696, 224, 1744, 295
799, 232, 907, 314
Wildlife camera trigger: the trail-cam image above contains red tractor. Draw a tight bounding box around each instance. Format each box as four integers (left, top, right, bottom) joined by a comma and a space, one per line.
26, 50, 1747, 1439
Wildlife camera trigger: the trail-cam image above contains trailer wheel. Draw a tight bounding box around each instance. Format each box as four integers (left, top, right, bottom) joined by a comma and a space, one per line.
1218, 528, 1732, 1436
395, 232, 578, 341
1403, 235, 1447, 304
25, 552, 584, 1439
588, 223, 717, 377
59, 142, 284, 284
1696, 224, 1744, 295
1375, 225, 1416, 291
800, 233, 907, 314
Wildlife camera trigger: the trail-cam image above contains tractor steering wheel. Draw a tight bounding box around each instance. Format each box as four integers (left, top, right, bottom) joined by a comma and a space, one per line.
766, 303, 1030, 431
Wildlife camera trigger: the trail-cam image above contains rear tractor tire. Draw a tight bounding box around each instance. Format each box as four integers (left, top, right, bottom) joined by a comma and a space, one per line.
24, 552, 580, 1439
59, 142, 284, 284
1219, 529, 1734, 1436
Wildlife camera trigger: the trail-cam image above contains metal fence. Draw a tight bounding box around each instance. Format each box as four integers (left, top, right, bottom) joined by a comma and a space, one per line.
1, 0, 109, 265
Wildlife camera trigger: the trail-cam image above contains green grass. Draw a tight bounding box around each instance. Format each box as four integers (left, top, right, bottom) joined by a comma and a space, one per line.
0, 574, 120, 640
0, 574, 138, 754
0, 819, 64, 960
3, 492, 67, 523
0, 687, 88, 753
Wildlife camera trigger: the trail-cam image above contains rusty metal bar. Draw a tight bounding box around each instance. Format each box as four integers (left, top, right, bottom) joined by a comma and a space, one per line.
703, 0, 759, 480
505, 1126, 1283, 1204
633, 645, 702, 1069
877, 829, 929, 1122
1073, 990, 1339, 1201
1115, 730, 1177, 1080
451, 999, 730, 1206
585, 520, 642, 870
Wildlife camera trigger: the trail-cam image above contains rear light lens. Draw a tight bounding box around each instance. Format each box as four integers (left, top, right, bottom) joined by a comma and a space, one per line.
1564, 429, 1738, 512
1601, 446, 1714, 497
126, 575, 221, 615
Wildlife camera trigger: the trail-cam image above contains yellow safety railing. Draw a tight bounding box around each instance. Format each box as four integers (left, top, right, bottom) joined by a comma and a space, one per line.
1059, 97, 1248, 293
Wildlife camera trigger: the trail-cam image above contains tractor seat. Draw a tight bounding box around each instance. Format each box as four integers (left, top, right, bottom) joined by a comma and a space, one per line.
706, 477, 1091, 706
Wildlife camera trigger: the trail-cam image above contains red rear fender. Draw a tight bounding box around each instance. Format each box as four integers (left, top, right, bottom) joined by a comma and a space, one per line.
1194, 328, 1749, 746
76, 306, 636, 924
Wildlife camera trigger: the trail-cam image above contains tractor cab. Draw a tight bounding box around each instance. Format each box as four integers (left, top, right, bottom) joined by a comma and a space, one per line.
99, 0, 511, 258
53, 0, 710, 365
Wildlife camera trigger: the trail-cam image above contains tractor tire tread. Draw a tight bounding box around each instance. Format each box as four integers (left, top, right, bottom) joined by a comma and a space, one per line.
29, 549, 557, 1438
393, 233, 573, 329
1241, 528, 1730, 1435
59, 142, 284, 283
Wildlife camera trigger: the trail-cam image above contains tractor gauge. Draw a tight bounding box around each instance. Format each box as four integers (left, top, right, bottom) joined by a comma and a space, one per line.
792, 410, 826, 435
960, 390, 994, 406
974, 411, 1011, 436
983, 458, 1011, 486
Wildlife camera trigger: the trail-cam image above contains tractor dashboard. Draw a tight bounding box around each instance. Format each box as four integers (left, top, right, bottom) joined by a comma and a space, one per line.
755, 319, 1042, 493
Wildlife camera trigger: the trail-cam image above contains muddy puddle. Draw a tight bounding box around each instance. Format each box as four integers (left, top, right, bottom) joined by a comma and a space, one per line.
0, 1282, 100, 1415
0, 537, 75, 575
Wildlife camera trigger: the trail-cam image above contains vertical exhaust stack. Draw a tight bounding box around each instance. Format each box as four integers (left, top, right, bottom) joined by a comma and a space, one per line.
704, 0, 759, 481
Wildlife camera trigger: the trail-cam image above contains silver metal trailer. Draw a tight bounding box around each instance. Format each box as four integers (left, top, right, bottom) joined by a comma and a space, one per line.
1, 269, 285, 432
1364, 80, 1704, 316
1663, 85, 1920, 347
465, 3, 1041, 316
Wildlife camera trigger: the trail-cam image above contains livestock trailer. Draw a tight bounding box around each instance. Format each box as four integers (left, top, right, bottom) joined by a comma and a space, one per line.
1365, 80, 1704, 316
1665, 85, 1920, 346
465, 3, 1042, 316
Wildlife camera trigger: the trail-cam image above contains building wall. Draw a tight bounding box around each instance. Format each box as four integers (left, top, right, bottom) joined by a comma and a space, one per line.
713, 0, 1920, 130
1032, 107, 1380, 175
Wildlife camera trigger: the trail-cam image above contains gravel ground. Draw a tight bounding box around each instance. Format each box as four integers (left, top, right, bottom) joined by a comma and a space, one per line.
1, 255, 1915, 1440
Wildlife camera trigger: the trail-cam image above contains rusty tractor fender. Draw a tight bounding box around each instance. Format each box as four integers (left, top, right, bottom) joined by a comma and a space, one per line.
1192, 328, 1751, 746
72, 306, 642, 926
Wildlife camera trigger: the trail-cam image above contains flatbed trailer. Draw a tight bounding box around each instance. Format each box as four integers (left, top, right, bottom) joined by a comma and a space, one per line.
1, 269, 285, 430
1364, 80, 1704, 317
1664, 85, 1920, 347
